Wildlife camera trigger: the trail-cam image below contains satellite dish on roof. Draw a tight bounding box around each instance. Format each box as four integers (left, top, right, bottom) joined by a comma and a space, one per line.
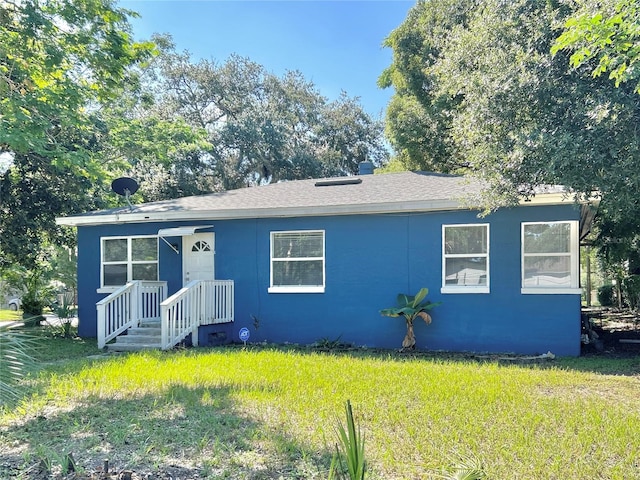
111, 177, 139, 196
111, 177, 139, 210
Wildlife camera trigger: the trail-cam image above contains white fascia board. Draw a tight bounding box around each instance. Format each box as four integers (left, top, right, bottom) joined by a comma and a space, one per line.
519, 191, 601, 206
55, 199, 469, 227
518, 193, 571, 206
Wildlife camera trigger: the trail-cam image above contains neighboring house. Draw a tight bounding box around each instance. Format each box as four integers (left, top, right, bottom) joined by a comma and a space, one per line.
56, 167, 595, 356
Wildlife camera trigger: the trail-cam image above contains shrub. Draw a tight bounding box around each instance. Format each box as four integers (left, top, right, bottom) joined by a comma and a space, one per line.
597, 284, 615, 307
622, 275, 640, 310
21, 292, 46, 327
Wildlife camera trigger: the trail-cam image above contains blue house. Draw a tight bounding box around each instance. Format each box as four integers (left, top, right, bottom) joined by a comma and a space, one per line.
56, 169, 592, 356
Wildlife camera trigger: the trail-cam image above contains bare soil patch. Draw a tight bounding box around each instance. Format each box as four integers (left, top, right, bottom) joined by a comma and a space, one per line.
582, 307, 640, 357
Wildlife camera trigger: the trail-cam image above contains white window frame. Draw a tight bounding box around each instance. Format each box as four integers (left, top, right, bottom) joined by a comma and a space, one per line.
441, 223, 490, 294
98, 235, 159, 293
521, 221, 580, 295
269, 230, 325, 294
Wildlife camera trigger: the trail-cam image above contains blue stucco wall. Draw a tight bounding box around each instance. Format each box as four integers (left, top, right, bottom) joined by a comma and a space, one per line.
76, 204, 582, 356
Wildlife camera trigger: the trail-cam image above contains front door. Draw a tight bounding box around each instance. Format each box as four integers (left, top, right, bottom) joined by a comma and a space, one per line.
183, 233, 215, 285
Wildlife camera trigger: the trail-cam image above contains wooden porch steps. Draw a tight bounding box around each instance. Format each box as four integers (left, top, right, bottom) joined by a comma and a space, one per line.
106, 319, 162, 352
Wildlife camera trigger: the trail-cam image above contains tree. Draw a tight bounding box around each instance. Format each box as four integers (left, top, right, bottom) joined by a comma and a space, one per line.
553, 0, 640, 93
103, 114, 217, 202
380, 0, 640, 216
0, 0, 154, 163
378, 0, 477, 174
0, 150, 100, 269
0, 0, 155, 267
150, 44, 389, 190
380, 287, 439, 350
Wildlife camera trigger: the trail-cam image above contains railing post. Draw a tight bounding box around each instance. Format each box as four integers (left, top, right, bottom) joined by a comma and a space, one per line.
227, 280, 234, 322
160, 303, 169, 350
133, 281, 141, 324
192, 282, 201, 347
97, 303, 106, 348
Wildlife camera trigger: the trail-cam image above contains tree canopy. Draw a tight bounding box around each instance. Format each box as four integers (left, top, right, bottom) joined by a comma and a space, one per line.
553, 0, 640, 93
139, 42, 388, 192
0, 0, 154, 164
0, 0, 154, 268
1, 6, 388, 272
380, 0, 640, 217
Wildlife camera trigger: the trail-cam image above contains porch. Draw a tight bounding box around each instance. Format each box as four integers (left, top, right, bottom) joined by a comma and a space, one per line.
96, 280, 234, 351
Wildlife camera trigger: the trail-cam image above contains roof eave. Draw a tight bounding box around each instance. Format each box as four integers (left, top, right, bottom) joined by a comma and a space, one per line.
55, 199, 471, 227
55, 192, 580, 228
518, 192, 595, 206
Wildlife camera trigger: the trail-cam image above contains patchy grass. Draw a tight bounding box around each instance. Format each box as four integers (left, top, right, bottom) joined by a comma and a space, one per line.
1, 326, 94, 363
1, 343, 639, 479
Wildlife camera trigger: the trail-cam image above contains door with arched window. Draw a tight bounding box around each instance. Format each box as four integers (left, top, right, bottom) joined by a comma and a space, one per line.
182, 233, 215, 285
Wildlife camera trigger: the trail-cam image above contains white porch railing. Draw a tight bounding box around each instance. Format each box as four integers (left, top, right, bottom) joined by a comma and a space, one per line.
160, 280, 235, 350
96, 281, 168, 348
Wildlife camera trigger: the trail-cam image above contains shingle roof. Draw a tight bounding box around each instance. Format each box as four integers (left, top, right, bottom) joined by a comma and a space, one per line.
56, 171, 565, 227
139, 171, 481, 211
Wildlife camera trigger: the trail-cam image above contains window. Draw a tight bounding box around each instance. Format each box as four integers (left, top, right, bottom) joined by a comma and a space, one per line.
442, 224, 489, 293
521, 221, 580, 294
269, 230, 325, 293
101, 236, 158, 288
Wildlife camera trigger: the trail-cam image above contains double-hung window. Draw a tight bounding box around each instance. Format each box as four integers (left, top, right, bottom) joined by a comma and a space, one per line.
269, 230, 325, 293
101, 236, 158, 288
442, 224, 489, 293
521, 221, 580, 294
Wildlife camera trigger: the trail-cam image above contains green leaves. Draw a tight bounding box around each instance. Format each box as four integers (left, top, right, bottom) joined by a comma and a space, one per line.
151, 51, 388, 189
381, 0, 640, 222
0, 331, 39, 406
329, 400, 366, 480
0, 0, 155, 267
401, 286, 428, 308
0, 0, 153, 159
553, 0, 640, 92
381, 288, 440, 349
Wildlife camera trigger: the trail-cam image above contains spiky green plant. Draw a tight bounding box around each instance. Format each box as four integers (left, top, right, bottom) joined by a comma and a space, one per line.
0, 330, 39, 405
329, 400, 366, 480
439, 452, 487, 480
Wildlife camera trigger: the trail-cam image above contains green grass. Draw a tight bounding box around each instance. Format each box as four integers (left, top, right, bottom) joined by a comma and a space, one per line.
0, 309, 21, 322
1, 343, 639, 479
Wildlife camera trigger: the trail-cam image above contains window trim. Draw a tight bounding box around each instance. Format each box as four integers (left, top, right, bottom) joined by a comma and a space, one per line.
441, 223, 490, 294
99, 235, 159, 292
521, 221, 581, 295
268, 229, 325, 294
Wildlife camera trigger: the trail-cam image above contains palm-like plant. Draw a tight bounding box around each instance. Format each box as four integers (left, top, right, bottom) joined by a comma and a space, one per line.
0, 331, 39, 405
380, 288, 440, 350
439, 452, 487, 479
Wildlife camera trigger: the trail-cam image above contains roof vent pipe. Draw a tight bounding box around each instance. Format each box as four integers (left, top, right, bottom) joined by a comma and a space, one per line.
358, 160, 374, 175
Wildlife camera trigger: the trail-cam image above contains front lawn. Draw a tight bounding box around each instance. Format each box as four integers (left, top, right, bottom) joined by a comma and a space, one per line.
1, 343, 639, 479
0, 309, 21, 322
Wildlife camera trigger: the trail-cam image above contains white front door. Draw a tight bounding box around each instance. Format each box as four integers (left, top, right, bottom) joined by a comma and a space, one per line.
183, 233, 215, 285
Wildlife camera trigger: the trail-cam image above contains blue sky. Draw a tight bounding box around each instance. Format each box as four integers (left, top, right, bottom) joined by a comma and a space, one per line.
119, 0, 415, 119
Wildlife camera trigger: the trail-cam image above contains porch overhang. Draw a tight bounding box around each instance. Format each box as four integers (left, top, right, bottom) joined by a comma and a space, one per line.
158, 225, 213, 254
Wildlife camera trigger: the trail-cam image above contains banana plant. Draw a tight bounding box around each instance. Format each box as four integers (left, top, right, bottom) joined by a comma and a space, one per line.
380, 288, 440, 350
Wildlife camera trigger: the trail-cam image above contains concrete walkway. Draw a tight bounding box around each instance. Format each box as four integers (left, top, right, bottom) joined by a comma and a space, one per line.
0, 314, 78, 330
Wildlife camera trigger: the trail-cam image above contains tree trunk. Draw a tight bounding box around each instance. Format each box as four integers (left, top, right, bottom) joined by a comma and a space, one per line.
402, 321, 416, 350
